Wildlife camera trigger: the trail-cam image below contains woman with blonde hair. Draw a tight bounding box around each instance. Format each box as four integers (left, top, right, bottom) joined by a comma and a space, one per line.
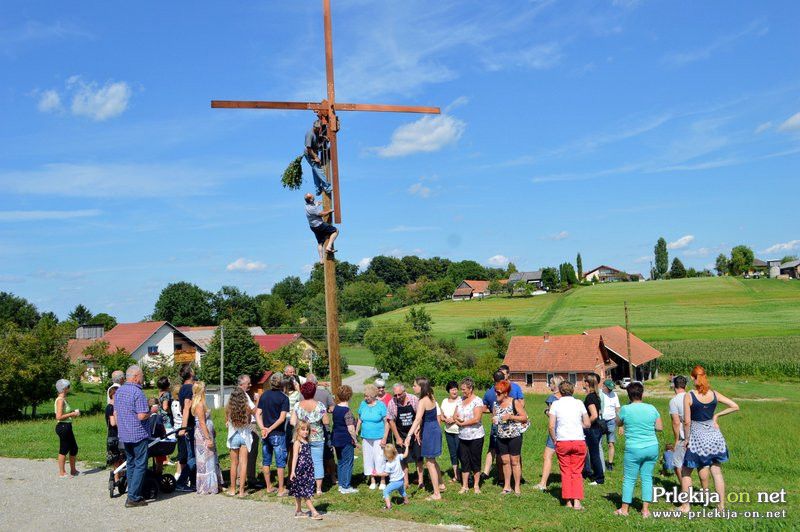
536, 375, 563, 490
226, 387, 252, 497
191, 381, 223, 494
54, 379, 80, 477
679, 366, 738, 512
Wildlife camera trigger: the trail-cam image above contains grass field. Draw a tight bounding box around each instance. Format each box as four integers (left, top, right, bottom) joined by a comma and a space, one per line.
2, 379, 797, 530
347, 277, 800, 372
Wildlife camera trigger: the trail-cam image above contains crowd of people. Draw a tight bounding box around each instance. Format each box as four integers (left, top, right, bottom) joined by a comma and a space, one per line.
53, 362, 738, 518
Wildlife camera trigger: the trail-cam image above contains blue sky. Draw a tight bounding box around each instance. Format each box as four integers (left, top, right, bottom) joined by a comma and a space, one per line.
2, 0, 799, 322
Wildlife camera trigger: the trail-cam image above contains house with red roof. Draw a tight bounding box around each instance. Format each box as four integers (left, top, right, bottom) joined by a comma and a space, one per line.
452, 280, 491, 300
67, 321, 207, 369
503, 326, 662, 391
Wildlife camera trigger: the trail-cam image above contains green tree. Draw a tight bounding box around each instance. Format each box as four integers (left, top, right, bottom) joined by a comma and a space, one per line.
506, 262, 518, 276
213, 286, 259, 325
401, 256, 427, 283
365, 256, 409, 289
340, 281, 390, 318
781, 255, 798, 264
446, 260, 487, 284
93, 343, 136, 383
487, 326, 508, 357
405, 306, 433, 334
0, 292, 40, 329
153, 282, 214, 326
418, 278, 455, 302
654, 237, 669, 279
715, 253, 729, 277
541, 267, 559, 290
68, 304, 92, 324
200, 319, 266, 385
363, 323, 429, 381
90, 312, 117, 331
729, 245, 755, 276
354, 318, 373, 343
576, 253, 583, 280
559, 262, 578, 285
271, 276, 305, 308
257, 295, 296, 328
670, 257, 687, 278
488, 279, 503, 294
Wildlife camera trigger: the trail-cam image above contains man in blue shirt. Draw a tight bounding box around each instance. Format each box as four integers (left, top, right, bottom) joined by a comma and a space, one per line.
305, 120, 333, 196
114, 365, 154, 507
305, 193, 339, 263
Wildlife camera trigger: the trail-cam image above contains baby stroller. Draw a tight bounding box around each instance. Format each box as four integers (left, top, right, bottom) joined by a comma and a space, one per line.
109, 413, 178, 499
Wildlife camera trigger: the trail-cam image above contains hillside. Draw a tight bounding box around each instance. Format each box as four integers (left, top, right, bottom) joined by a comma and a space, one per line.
353, 278, 800, 356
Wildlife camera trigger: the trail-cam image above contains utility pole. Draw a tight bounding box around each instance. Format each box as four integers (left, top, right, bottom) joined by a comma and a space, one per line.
624, 302, 634, 380
219, 325, 224, 408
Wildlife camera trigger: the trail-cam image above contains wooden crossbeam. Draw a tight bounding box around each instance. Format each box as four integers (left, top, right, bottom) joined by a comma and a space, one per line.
211, 100, 439, 114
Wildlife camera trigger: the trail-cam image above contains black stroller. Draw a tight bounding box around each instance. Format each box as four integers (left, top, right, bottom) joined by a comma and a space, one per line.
109, 414, 179, 499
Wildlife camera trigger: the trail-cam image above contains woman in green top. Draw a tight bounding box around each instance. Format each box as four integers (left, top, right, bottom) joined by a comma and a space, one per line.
614, 381, 662, 518
54, 379, 81, 477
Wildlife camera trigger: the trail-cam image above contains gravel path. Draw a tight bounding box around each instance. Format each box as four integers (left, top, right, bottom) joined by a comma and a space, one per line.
342, 365, 377, 393
0, 458, 452, 531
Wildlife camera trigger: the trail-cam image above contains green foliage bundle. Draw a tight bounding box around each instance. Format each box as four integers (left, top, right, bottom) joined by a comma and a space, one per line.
281, 156, 304, 189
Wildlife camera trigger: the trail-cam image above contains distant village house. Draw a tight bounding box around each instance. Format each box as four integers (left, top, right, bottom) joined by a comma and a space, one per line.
452, 280, 490, 300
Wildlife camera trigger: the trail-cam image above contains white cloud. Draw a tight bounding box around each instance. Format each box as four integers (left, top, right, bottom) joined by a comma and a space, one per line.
374, 115, 465, 157
762, 240, 800, 254
664, 20, 768, 67
552, 231, 569, 240
754, 121, 772, 134
668, 235, 695, 250
226, 258, 266, 272
357, 257, 372, 271
301, 263, 315, 274
634, 255, 651, 263
67, 76, 131, 121
777, 112, 800, 133
0, 209, 101, 222
444, 96, 469, 113
487, 255, 509, 266
482, 43, 561, 71
683, 247, 711, 257
408, 182, 431, 198
37, 90, 62, 112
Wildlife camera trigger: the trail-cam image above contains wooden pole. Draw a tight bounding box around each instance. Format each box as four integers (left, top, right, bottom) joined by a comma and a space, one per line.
322, 170, 341, 393
624, 301, 634, 380
219, 325, 224, 407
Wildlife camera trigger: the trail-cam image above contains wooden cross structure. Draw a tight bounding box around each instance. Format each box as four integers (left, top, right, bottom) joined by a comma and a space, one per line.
211, 0, 439, 392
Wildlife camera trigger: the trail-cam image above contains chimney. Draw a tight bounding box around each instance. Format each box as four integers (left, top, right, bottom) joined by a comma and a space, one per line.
544, 331, 550, 342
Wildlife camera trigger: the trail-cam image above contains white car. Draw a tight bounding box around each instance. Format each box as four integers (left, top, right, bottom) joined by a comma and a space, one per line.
618, 378, 642, 389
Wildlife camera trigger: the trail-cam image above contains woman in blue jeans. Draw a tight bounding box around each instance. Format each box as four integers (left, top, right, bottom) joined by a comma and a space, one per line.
582, 374, 605, 485
332, 385, 360, 494
614, 381, 663, 517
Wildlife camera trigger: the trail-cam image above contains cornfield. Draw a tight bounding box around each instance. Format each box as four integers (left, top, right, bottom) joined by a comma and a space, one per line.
653, 336, 800, 378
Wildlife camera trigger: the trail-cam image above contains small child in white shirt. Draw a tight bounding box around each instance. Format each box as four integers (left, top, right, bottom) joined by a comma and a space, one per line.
378, 443, 410, 509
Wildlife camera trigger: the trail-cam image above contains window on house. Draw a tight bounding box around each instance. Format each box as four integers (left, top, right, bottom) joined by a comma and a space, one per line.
174, 343, 183, 351
526, 374, 533, 387
568, 372, 577, 385
546, 373, 555, 386
147, 346, 158, 355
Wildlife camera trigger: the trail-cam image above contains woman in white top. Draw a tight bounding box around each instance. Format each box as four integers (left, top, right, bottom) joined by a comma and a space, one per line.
548, 381, 590, 510
440, 380, 461, 483
454, 377, 485, 494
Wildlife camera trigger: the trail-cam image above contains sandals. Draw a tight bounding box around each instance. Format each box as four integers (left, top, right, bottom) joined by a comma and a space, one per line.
458, 487, 469, 494
425, 495, 442, 501
613, 509, 628, 516
310, 513, 323, 520
294, 511, 308, 519
501, 489, 512, 495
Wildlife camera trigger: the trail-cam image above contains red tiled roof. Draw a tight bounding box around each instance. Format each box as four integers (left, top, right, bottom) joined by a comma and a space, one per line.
464, 280, 490, 292
66, 339, 96, 363
586, 326, 662, 366
253, 334, 302, 353
499, 279, 509, 285
102, 321, 168, 354
583, 265, 622, 277
503, 335, 614, 373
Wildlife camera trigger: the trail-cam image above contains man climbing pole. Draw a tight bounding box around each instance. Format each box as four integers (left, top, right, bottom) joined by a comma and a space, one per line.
304, 193, 338, 264
305, 120, 333, 196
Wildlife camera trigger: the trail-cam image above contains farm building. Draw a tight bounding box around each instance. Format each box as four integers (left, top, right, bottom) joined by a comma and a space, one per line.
508, 271, 543, 290
503, 326, 662, 391
178, 325, 267, 351
452, 280, 491, 300
583, 265, 642, 282
67, 321, 208, 376
779, 260, 800, 279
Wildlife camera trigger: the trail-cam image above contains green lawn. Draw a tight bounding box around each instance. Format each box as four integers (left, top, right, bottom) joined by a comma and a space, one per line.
349, 277, 800, 361
341, 344, 375, 367
3, 379, 797, 530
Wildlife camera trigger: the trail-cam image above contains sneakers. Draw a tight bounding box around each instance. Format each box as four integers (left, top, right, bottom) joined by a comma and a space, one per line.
338, 487, 359, 494
378, 482, 386, 490
175, 484, 195, 492
606, 462, 614, 471
369, 482, 377, 490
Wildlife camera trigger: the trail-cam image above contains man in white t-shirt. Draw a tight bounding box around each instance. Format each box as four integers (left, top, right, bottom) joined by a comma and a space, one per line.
668, 375, 688, 480
600, 379, 621, 471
